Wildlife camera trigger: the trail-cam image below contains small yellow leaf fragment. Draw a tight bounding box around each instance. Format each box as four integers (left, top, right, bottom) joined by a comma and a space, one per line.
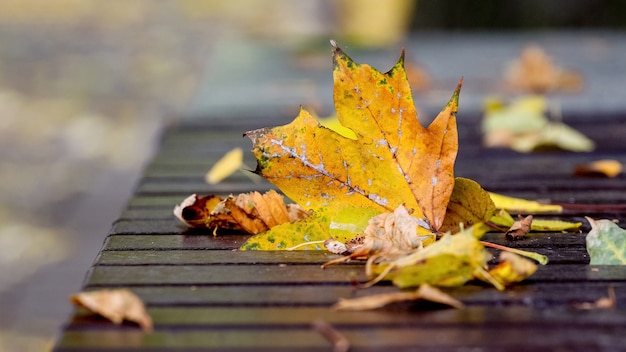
333, 284, 464, 311
574, 159, 622, 178
70, 289, 153, 332
489, 192, 562, 213
486, 251, 538, 287
205, 147, 243, 184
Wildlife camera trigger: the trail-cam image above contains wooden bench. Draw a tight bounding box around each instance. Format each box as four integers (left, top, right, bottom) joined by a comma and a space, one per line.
51, 109, 626, 350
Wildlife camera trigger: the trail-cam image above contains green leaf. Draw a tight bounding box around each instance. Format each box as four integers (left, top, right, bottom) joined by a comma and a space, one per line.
490, 209, 581, 232
240, 206, 380, 251
370, 224, 492, 288
586, 217, 626, 265
440, 177, 496, 233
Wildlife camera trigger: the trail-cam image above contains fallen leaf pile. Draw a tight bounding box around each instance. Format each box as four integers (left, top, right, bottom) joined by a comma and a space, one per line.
168, 41, 605, 315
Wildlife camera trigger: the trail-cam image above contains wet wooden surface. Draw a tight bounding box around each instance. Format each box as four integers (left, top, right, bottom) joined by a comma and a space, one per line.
54, 113, 626, 351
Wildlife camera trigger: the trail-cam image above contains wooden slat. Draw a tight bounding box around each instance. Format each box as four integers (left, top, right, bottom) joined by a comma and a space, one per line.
72, 283, 625, 307
85, 264, 368, 286
96, 250, 344, 265
85, 264, 626, 287
67, 305, 626, 327
102, 232, 586, 250
55, 325, 626, 351
103, 234, 251, 250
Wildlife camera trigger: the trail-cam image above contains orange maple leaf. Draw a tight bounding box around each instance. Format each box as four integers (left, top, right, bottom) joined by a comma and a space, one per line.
245, 41, 460, 232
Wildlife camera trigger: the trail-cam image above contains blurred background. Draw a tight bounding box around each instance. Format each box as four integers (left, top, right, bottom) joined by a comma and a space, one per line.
0, 0, 624, 350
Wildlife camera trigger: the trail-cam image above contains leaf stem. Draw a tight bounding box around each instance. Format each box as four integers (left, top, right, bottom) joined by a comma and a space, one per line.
286, 240, 326, 251
480, 241, 549, 265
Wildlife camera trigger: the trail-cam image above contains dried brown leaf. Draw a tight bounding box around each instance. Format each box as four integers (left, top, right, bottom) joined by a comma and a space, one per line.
173, 194, 222, 227
174, 190, 310, 234
333, 284, 464, 311
505, 215, 533, 240
322, 205, 435, 268
505, 45, 583, 92
70, 289, 153, 331
574, 286, 616, 310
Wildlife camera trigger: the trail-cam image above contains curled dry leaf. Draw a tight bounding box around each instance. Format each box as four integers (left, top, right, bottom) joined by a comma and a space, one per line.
574, 159, 622, 178
505, 215, 533, 240
333, 284, 464, 311
173, 193, 222, 227
70, 289, 153, 331
322, 205, 435, 267
352, 204, 434, 257
174, 190, 310, 235
505, 45, 583, 92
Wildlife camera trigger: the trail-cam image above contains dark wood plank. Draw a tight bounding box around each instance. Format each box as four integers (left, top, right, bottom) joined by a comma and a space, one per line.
67, 305, 626, 327
103, 234, 251, 250
85, 264, 369, 286
102, 232, 587, 250
75, 282, 625, 308
95, 250, 344, 265
54, 323, 626, 351
84, 264, 626, 287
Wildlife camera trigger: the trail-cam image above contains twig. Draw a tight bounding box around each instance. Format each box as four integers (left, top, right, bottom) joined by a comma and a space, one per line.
312, 319, 350, 352
481, 241, 549, 265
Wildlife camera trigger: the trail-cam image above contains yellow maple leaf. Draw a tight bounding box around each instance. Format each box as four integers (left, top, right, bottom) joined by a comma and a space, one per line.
245, 41, 460, 233
205, 147, 243, 184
